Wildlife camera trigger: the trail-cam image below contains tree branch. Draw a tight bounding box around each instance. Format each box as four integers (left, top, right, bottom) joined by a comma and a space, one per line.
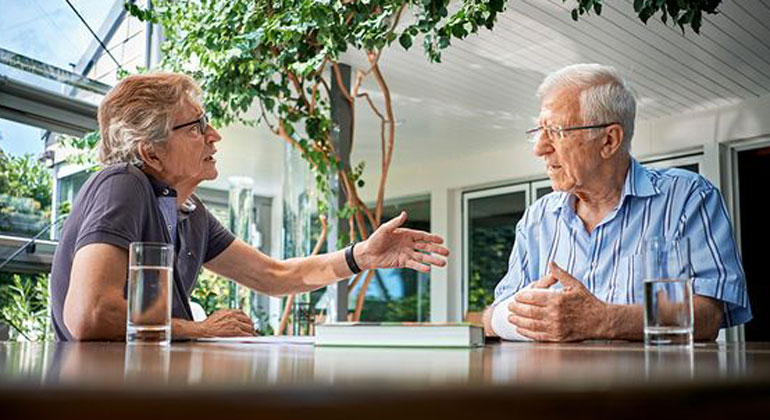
278, 215, 328, 334
352, 270, 376, 321
368, 54, 396, 226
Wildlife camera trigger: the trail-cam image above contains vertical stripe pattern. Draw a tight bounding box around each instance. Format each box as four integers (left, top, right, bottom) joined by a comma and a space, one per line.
492, 158, 752, 328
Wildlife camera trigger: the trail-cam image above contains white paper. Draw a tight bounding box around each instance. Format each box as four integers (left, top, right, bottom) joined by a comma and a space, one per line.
196, 335, 315, 345
491, 287, 561, 341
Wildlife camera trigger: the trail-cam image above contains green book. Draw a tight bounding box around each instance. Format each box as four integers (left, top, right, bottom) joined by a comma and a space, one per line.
315, 322, 484, 348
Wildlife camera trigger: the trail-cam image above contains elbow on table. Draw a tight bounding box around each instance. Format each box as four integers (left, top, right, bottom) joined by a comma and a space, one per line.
65, 298, 124, 341
695, 308, 724, 342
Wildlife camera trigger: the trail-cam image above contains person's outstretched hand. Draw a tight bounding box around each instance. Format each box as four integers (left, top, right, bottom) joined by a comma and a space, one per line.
356, 211, 450, 273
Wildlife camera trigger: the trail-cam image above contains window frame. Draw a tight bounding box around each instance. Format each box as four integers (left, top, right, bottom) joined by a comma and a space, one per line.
461, 183, 530, 315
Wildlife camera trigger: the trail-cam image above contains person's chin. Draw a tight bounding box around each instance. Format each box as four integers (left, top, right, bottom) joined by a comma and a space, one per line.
550, 178, 573, 192
195, 166, 218, 181
203, 169, 219, 180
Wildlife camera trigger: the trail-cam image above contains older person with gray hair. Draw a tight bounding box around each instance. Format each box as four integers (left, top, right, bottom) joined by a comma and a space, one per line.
482, 63, 751, 342
51, 73, 449, 341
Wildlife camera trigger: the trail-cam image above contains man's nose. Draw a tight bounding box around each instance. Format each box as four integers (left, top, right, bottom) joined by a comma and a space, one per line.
532, 132, 552, 157
205, 124, 222, 143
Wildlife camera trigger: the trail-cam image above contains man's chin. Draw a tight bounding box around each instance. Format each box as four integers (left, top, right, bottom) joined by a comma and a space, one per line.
549, 179, 574, 193
199, 169, 219, 182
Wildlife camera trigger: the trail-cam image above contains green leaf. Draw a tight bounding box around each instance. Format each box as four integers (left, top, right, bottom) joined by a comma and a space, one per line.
399, 32, 413, 50
571, 9, 579, 21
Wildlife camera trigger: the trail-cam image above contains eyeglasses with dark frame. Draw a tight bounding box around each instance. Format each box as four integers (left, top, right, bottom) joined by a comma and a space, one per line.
525, 122, 619, 144
172, 114, 209, 134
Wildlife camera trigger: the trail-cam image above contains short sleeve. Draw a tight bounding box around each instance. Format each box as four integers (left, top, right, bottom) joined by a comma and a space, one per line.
492, 224, 531, 307
203, 207, 235, 262
678, 179, 751, 327
75, 172, 149, 252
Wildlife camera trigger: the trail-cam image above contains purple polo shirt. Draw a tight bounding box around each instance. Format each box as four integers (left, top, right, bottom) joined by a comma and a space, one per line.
50, 164, 235, 341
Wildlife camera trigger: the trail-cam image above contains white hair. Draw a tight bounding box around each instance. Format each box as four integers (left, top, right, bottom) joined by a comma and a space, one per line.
98, 73, 201, 166
537, 64, 636, 151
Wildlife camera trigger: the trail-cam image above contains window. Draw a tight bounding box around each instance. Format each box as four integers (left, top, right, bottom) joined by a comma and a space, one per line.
463, 185, 529, 314
355, 197, 431, 322
0, 119, 51, 239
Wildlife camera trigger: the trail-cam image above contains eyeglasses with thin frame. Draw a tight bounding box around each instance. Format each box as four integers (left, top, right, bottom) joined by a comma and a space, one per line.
172, 114, 209, 134
525, 122, 618, 144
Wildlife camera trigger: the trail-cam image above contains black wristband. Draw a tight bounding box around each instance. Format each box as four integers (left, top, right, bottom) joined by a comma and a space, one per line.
345, 243, 362, 274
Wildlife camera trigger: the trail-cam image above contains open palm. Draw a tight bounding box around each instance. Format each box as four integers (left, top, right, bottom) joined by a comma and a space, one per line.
363, 212, 450, 273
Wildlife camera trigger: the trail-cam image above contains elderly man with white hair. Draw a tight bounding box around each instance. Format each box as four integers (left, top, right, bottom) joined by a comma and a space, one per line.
50, 73, 449, 342
482, 64, 751, 342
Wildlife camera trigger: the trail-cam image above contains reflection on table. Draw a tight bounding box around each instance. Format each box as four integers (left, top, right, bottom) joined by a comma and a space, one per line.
1, 340, 767, 419
0, 340, 761, 389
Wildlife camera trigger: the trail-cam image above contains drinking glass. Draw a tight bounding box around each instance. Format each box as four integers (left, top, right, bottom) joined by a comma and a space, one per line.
643, 237, 694, 346
126, 242, 173, 345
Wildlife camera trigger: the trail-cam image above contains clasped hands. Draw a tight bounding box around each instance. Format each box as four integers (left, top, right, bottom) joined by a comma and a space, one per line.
507, 262, 608, 342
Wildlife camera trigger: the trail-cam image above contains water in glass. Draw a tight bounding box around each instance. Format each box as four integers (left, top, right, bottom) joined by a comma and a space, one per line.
127, 242, 173, 345
643, 237, 694, 347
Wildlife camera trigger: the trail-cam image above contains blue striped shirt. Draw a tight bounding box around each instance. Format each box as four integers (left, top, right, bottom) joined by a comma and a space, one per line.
493, 158, 751, 327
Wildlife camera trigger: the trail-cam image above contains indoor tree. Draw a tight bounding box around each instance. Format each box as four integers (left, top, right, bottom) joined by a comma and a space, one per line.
127, 0, 721, 326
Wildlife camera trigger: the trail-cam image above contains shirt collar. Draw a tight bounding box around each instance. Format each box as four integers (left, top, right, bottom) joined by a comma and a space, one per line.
622, 157, 659, 199
546, 157, 659, 213
140, 167, 197, 215
142, 168, 178, 198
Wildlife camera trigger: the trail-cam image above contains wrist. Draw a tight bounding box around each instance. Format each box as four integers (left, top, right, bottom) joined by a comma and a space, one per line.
353, 240, 372, 270
599, 303, 643, 340
597, 301, 615, 339
172, 318, 204, 339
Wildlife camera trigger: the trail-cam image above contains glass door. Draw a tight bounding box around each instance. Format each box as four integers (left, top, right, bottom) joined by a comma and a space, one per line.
728, 140, 770, 342
462, 185, 529, 315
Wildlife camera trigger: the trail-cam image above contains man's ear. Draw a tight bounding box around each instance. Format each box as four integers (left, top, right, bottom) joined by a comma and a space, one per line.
137, 142, 165, 173
600, 124, 625, 159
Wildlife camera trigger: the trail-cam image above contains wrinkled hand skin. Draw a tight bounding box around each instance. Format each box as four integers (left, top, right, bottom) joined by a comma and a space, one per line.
197, 309, 256, 338
507, 262, 609, 342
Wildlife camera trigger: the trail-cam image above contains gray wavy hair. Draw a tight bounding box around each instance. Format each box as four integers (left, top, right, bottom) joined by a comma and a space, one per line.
98, 73, 202, 166
537, 64, 636, 152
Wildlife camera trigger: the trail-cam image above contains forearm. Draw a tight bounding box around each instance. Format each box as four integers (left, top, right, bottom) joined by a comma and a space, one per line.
172, 318, 203, 339
69, 299, 198, 342
693, 295, 723, 341
65, 296, 127, 341
600, 295, 722, 341
601, 303, 644, 341
267, 243, 369, 296
482, 306, 498, 337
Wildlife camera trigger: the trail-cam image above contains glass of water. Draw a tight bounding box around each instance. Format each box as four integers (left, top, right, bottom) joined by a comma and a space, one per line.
643, 237, 694, 346
127, 242, 173, 345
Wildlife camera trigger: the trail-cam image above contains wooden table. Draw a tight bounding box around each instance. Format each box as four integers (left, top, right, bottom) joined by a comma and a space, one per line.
1, 340, 769, 419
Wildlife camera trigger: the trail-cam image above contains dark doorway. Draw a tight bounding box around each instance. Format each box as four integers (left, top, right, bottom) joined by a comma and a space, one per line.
737, 146, 770, 341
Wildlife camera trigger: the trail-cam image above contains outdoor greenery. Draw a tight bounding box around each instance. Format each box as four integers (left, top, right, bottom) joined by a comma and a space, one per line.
0, 150, 53, 236
0, 149, 54, 341
0, 274, 51, 341
468, 222, 516, 311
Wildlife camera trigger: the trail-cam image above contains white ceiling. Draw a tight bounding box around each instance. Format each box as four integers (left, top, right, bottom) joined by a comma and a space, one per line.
344, 0, 770, 168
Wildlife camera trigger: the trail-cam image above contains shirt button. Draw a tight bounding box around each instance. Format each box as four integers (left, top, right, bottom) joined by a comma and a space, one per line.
591, 262, 597, 268
167, 224, 173, 230
162, 188, 169, 195
187, 251, 192, 257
